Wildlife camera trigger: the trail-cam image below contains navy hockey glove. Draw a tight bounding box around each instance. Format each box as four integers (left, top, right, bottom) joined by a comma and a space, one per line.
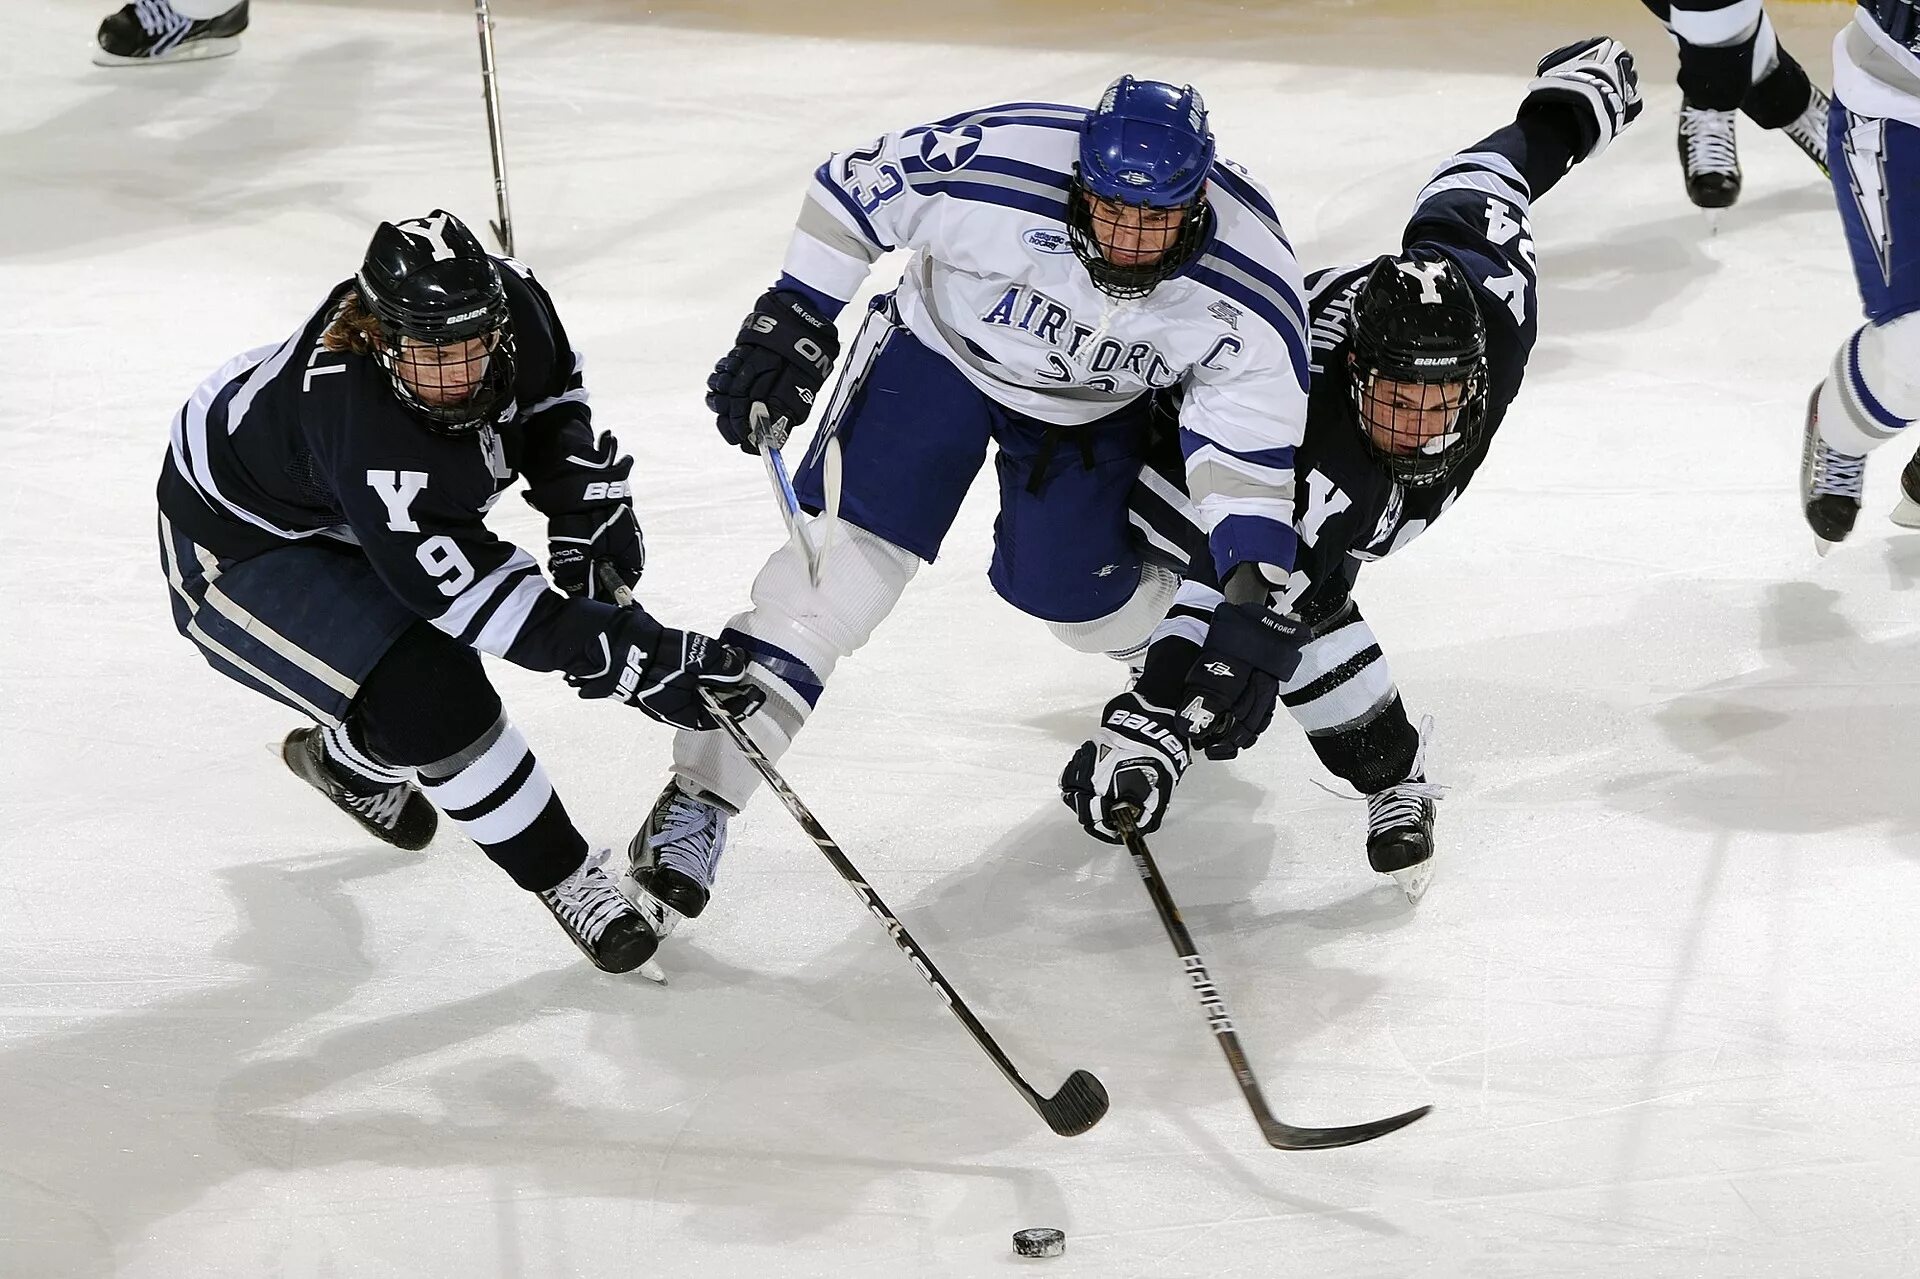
1179, 601, 1307, 761
524, 433, 646, 602
1523, 37, 1641, 162
566, 608, 765, 731
1060, 692, 1193, 845
706, 288, 840, 454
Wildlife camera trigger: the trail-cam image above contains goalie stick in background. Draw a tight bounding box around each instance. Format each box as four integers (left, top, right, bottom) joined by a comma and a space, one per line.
155, 209, 758, 974
1636, 0, 1830, 216
624, 77, 1314, 950
1799, 0, 1920, 550
1061, 39, 1644, 904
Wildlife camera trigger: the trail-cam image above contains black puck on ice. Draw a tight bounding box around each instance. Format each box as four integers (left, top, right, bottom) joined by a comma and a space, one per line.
1013, 1227, 1066, 1258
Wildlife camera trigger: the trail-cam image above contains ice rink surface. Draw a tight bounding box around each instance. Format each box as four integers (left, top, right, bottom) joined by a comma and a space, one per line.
5, 0, 1918, 1274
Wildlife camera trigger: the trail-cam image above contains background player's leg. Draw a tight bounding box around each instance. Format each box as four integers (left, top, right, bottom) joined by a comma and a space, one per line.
1808, 105, 1920, 546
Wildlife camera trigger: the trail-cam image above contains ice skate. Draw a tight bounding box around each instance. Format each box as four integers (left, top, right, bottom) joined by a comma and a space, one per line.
1893, 445, 1920, 529
1780, 84, 1831, 177
1364, 718, 1443, 905
625, 780, 730, 940
1678, 103, 1741, 225
281, 726, 436, 851
94, 0, 248, 66
537, 847, 661, 975
1801, 385, 1865, 554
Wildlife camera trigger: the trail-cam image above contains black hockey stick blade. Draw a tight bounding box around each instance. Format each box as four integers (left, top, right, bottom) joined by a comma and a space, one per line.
1258, 1103, 1431, 1151
1039, 1069, 1110, 1137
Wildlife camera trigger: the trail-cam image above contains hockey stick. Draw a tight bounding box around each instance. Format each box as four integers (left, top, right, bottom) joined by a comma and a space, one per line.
473, 0, 515, 256
695, 686, 1110, 1137
750, 402, 840, 588
1111, 808, 1430, 1150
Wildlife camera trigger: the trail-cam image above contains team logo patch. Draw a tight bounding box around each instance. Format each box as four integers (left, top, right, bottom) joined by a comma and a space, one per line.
1024, 227, 1073, 254
1208, 300, 1241, 330
919, 125, 983, 173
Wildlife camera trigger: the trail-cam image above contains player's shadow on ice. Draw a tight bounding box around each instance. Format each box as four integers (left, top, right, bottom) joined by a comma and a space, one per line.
1618, 579, 1920, 843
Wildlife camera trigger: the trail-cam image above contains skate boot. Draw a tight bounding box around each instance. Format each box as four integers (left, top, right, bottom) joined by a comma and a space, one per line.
94, 0, 248, 66
1801, 385, 1865, 553
1364, 718, 1444, 904
282, 726, 437, 851
1780, 84, 1831, 177
537, 848, 660, 974
625, 780, 730, 939
1893, 445, 1920, 529
1678, 103, 1742, 212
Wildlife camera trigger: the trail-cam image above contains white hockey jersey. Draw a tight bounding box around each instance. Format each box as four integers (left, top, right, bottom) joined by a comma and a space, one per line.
779, 99, 1312, 580
1837, 3, 1920, 129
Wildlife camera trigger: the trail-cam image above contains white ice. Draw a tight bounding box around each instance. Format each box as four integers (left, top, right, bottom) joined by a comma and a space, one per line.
5, 1, 1917, 1276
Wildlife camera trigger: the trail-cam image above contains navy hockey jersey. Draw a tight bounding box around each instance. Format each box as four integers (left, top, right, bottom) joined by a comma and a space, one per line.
156, 261, 618, 673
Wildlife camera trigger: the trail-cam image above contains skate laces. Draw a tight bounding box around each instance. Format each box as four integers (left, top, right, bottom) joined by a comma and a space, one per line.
1785, 90, 1831, 164
1365, 781, 1447, 837
1680, 107, 1738, 175
134, 0, 188, 36
649, 791, 726, 889
343, 786, 409, 829
542, 848, 632, 943
1811, 442, 1867, 498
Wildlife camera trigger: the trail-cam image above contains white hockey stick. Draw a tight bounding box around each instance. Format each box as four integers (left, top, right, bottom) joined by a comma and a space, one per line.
750, 402, 841, 587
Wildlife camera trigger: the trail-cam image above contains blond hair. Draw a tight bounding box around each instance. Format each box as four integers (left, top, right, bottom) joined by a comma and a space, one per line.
320, 289, 388, 356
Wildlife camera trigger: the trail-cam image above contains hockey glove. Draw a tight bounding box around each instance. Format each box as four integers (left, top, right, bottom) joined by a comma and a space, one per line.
1060, 692, 1193, 845
1523, 37, 1642, 162
524, 432, 646, 601
1179, 601, 1307, 761
566, 608, 765, 731
707, 288, 841, 454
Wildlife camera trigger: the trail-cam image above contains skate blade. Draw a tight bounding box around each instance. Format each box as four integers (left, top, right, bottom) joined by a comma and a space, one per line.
1892, 495, 1920, 530
636, 958, 668, 985
1703, 209, 1721, 236
1391, 863, 1434, 905
92, 36, 242, 67
1814, 536, 1837, 558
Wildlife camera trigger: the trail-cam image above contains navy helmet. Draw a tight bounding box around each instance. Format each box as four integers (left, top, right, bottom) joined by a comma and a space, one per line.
356, 210, 517, 435
1347, 254, 1489, 487
1068, 76, 1216, 298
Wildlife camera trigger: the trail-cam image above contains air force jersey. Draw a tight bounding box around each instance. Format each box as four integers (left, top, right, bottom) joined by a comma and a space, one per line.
1280, 126, 1544, 622
781, 100, 1312, 579
156, 262, 617, 674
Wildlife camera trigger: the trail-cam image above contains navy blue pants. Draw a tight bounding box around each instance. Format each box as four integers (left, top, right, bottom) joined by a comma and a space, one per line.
791, 303, 1171, 625
1833, 97, 1920, 324
158, 512, 417, 726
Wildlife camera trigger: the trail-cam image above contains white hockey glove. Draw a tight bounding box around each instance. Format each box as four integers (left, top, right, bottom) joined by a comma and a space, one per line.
1060, 693, 1194, 845
1524, 36, 1642, 162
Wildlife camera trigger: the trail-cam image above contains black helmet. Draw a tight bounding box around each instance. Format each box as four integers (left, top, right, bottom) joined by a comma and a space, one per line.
355, 210, 516, 435
1348, 253, 1488, 488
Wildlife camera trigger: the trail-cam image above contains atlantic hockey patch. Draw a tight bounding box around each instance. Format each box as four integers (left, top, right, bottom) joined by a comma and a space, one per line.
1024, 227, 1074, 254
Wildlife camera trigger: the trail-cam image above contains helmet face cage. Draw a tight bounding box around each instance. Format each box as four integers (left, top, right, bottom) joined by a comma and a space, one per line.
356, 211, 518, 436
1347, 256, 1490, 487
1067, 177, 1211, 299
371, 320, 517, 436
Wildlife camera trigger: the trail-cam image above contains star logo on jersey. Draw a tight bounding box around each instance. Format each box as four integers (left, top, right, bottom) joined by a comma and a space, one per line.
919, 125, 983, 173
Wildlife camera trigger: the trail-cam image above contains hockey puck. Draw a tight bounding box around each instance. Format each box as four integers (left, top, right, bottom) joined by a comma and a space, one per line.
1012, 1227, 1066, 1258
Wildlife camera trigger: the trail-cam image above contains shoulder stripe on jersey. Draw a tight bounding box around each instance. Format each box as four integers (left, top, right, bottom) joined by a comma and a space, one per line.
524, 351, 589, 418
903, 151, 1071, 192
1203, 239, 1306, 330
904, 179, 1068, 222
1185, 262, 1309, 390
171, 337, 318, 541
920, 101, 1088, 131
1206, 163, 1291, 249
810, 162, 893, 252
